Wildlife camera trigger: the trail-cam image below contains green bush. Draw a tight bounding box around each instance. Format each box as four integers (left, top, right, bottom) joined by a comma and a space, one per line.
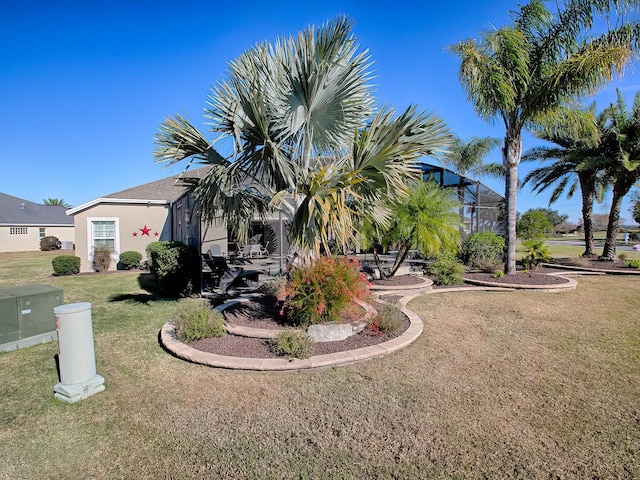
272, 330, 313, 360
261, 275, 288, 302
52, 255, 81, 276
92, 245, 113, 273
119, 250, 142, 270
40, 235, 61, 251
284, 256, 370, 326
146, 241, 198, 297
367, 303, 404, 336
428, 252, 465, 285
521, 239, 552, 270
626, 259, 640, 269
517, 210, 553, 240
460, 232, 505, 271
630, 232, 640, 242
174, 302, 225, 342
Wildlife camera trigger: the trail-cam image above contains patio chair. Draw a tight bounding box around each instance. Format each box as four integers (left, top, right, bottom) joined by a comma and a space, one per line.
203, 255, 260, 292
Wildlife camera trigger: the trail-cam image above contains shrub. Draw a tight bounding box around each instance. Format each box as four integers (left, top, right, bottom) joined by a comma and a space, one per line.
626, 259, 640, 269
174, 302, 225, 342
284, 256, 370, 326
261, 275, 288, 302
517, 210, 553, 240
428, 252, 465, 285
119, 250, 142, 270
630, 232, 640, 242
40, 235, 61, 251
92, 245, 113, 273
52, 255, 80, 276
460, 232, 505, 271
272, 330, 313, 360
146, 241, 198, 297
367, 303, 404, 337
521, 239, 552, 270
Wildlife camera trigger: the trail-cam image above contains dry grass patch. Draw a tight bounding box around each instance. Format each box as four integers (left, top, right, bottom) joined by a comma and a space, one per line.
0, 252, 638, 478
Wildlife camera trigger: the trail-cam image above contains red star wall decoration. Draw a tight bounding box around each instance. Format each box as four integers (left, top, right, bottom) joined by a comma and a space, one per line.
154, 232, 159, 236
132, 232, 138, 237
139, 225, 152, 236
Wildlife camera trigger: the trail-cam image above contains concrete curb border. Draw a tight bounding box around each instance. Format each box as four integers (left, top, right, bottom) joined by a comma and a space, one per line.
463, 273, 578, 292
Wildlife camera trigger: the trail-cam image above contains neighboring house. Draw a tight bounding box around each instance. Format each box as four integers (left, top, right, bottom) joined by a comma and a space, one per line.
0, 193, 75, 253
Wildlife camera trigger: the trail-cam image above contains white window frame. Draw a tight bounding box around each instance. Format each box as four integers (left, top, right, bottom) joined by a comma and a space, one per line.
87, 217, 120, 260
39, 227, 46, 239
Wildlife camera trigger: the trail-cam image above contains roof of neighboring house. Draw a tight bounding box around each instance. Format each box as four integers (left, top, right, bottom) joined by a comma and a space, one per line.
0, 193, 73, 226
67, 167, 211, 215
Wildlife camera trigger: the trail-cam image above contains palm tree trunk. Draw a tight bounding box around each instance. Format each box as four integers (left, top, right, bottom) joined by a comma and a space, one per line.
503, 132, 522, 275
371, 245, 388, 279
600, 179, 634, 261
389, 242, 411, 278
578, 173, 596, 257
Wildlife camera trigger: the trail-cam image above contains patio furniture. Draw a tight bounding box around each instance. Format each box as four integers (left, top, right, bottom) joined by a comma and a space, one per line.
203, 255, 260, 292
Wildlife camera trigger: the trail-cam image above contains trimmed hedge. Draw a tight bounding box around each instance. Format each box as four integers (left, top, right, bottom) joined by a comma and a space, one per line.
52, 255, 81, 276
145, 241, 198, 297
461, 232, 505, 271
119, 250, 142, 270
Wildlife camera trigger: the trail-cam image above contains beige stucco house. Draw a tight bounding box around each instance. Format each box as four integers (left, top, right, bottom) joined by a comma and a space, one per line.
67, 168, 231, 273
0, 193, 75, 253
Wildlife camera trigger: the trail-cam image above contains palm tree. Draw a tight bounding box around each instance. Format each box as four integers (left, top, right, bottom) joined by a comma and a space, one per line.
599, 90, 640, 260
360, 180, 461, 279
43, 198, 71, 208
522, 105, 606, 257
449, 0, 639, 274
154, 17, 450, 263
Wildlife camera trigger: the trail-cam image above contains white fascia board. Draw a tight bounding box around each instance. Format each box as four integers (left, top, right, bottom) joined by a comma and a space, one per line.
66, 198, 170, 216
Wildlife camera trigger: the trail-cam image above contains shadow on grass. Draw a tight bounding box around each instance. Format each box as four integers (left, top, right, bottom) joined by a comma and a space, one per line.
108, 273, 180, 305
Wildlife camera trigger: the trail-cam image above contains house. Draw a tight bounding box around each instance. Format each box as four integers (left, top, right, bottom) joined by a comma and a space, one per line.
0, 193, 75, 253
68, 163, 502, 274
67, 168, 221, 272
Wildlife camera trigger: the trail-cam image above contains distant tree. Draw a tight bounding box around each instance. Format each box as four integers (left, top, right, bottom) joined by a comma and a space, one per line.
554, 222, 579, 234
517, 210, 553, 240
43, 198, 71, 208
586, 214, 610, 232
529, 208, 569, 227
632, 192, 640, 225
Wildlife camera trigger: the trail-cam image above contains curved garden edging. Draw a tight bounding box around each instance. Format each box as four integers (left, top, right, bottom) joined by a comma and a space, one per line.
462, 273, 578, 291
160, 298, 423, 371
541, 262, 640, 275
369, 275, 433, 293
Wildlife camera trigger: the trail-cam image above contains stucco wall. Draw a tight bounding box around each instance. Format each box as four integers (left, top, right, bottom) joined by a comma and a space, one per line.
0, 225, 74, 253
73, 203, 171, 272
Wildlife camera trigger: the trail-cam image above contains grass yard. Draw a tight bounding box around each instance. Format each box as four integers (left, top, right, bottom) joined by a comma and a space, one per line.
0, 252, 639, 478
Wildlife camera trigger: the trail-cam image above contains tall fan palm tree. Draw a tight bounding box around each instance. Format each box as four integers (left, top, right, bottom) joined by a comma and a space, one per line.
599, 89, 640, 260
154, 17, 450, 262
449, 0, 639, 274
522, 105, 606, 257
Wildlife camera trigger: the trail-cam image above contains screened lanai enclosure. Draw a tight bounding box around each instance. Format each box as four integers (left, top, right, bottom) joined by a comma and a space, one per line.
418, 162, 504, 236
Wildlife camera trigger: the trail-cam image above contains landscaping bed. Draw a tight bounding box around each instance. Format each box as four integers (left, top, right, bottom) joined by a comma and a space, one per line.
464, 271, 570, 286
188, 296, 410, 359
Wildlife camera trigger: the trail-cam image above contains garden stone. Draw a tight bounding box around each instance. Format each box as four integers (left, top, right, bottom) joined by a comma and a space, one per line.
307, 321, 367, 342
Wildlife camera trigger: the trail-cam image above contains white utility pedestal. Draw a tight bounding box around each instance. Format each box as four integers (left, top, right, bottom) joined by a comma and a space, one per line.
53, 302, 104, 403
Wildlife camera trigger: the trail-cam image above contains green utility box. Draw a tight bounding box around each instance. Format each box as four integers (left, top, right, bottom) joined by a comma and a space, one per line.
0, 283, 63, 352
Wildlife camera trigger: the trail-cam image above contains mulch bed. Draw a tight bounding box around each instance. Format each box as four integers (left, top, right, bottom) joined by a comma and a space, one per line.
189, 296, 410, 359
464, 271, 569, 286
370, 275, 425, 287
551, 257, 640, 272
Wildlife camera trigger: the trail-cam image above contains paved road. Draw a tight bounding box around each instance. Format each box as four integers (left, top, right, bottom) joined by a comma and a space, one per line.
546, 239, 639, 252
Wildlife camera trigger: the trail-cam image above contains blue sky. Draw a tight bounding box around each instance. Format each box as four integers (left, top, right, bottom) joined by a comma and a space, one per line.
1, 0, 638, 224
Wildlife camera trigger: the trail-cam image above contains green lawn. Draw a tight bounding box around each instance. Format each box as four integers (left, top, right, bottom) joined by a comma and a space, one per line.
0, 251, 639, 478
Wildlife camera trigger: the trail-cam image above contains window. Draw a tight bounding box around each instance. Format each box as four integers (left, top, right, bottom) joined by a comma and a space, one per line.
10, 227, 28, 235
86, 218, 120, 268
39, 228, 46, 239
91, 220, 116, 251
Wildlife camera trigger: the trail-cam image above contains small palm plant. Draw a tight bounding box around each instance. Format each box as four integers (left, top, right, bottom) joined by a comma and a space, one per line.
521, 240, 552, 271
